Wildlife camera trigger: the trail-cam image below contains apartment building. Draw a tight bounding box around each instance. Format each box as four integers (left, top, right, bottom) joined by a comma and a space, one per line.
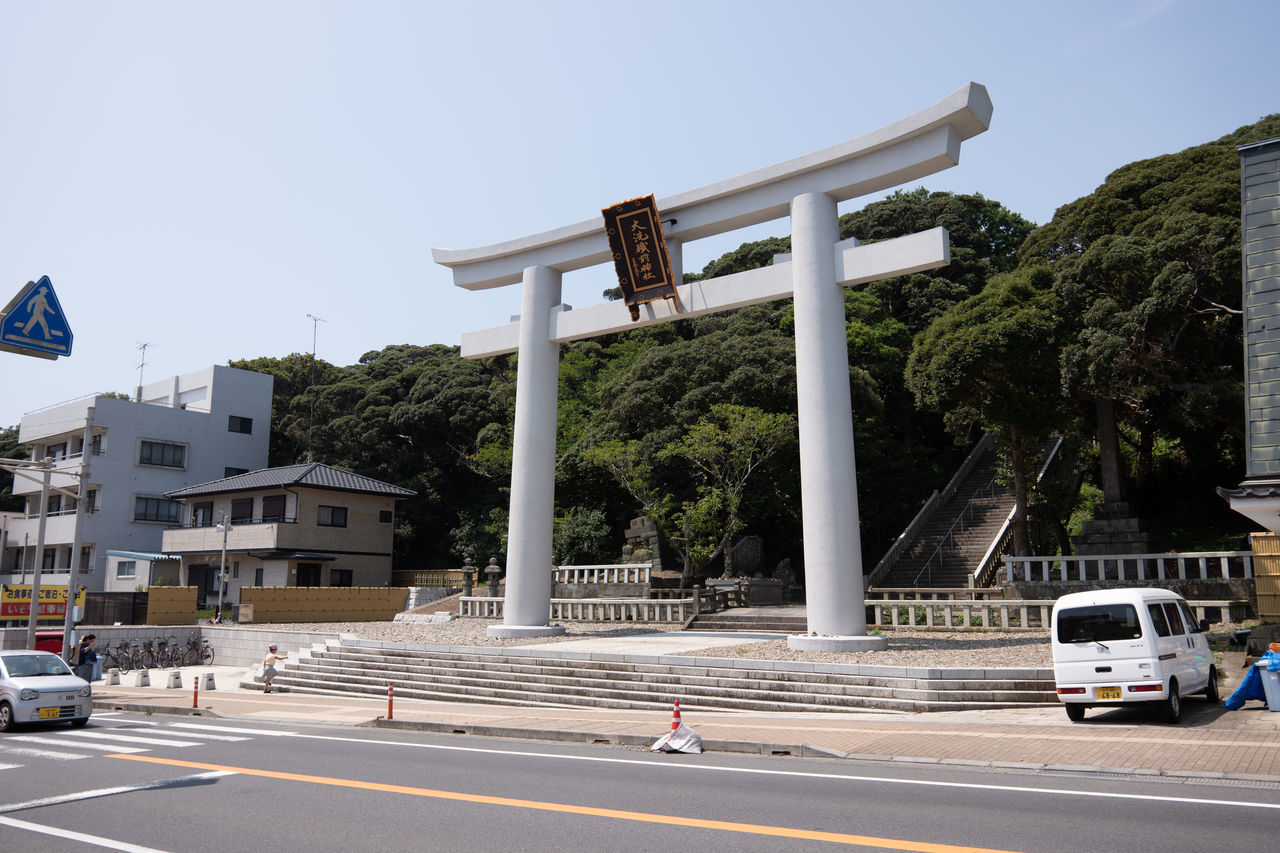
0, 365, 272, 592
159, 462, 415, 606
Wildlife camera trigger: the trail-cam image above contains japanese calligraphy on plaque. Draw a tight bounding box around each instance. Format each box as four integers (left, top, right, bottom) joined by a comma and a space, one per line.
601, 194, 683, 321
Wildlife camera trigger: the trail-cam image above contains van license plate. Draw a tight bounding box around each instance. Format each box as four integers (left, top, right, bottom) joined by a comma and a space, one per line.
39, 707, 61, 719
1096, 686, 1121, 701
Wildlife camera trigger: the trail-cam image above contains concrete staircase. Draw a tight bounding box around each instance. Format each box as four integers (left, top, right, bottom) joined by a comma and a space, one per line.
878, 446, 1015, 589
251, 639, 1057, 713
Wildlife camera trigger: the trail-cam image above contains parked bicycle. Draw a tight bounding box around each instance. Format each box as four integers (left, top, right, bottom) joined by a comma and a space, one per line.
100, 640, 133, 674
154, 636, 178, 668
175, 635, 215, 667
135, 639, 156, 669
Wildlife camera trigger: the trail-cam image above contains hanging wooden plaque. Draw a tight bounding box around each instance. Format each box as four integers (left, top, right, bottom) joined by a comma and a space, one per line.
601, 194, 682, 321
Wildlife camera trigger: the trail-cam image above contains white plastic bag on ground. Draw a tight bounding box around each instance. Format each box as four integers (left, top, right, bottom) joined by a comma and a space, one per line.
651, 723, 703, 753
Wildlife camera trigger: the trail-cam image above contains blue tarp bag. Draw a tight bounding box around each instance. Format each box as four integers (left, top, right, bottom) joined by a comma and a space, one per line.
1225, 650, 1278, 710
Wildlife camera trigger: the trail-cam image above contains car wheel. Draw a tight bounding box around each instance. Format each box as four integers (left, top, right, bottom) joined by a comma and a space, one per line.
70, 717, 89, 728
1204, 666, 1220, 705
1162, 678, 1182, 723
0, 701, 13, 732
1065, 704, 1086, 722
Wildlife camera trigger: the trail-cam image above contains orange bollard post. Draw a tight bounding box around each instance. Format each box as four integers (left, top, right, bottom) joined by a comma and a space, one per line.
193, 675, 199, 709
387, 681, 394, 720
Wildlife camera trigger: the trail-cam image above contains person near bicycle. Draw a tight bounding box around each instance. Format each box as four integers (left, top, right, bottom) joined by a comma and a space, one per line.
262, 644, 288, 693
75, 634, 98, 682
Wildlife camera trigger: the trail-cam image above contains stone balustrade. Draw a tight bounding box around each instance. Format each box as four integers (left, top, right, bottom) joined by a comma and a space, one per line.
551, 564, 652, 585
459, 594, 691, 622
1003, 551, 1253, 584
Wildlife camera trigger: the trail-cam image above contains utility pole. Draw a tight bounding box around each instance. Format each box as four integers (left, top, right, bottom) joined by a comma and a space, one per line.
216, 513, 232, 620
24, 458, 51, 651
60, 407, 94, 658
306, 314, 325, 462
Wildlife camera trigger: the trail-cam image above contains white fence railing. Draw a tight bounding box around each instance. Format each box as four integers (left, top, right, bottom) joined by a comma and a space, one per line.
1003, 551, 1253, 583
870, 598, 1242, 631
552, 564, 652, 584
460, 595, 692, 622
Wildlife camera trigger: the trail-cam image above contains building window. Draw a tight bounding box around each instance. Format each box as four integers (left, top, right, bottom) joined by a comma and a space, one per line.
192, 501, 214, 527
330, 569, 353, 587
90, 433, 103, 456
47, 493, 62, 515
79, 546, 92, 573
139, 440, 185, 468
379, 510, 393, 524
45, 442, 67, 460
228, 415, 253, 434
317, 505, 347, 527
116, 560, 137, 579
134, 496, 184, 524
261, 494, 286, 522
254, 568, 263, 586
230, 498, 253, 523
224, 467, 249, 478
42, 549, 57, 571
232, 560, 240, 579
86, 489, 98, 514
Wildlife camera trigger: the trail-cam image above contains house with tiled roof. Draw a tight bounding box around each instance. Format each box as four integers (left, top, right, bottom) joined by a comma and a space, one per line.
147, 463, 415, 605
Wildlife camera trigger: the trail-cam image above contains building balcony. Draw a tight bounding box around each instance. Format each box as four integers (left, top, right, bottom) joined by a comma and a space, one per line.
162, 518, 302, 554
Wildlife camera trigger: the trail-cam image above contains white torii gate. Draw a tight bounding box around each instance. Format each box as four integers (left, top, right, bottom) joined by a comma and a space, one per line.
434, 83, 992, 649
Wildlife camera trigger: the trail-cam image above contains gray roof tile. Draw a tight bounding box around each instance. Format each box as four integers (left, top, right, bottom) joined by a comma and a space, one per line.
165, 462, 416, 499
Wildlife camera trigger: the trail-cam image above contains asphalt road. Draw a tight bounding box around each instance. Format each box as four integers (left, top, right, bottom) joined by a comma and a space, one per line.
3, 711, 1278, 852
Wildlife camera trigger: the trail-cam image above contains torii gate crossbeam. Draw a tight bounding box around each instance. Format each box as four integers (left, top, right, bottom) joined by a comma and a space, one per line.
433, 83, 992, 648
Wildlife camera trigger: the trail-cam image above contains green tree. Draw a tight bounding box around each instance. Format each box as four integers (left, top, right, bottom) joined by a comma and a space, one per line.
0, 426, 28, 512
906, 268, 1064, 555
1019, 114, 1280, 530
661, 404, 796, 579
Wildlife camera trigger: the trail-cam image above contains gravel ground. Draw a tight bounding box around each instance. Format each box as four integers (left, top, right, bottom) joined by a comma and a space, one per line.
249, 618, 1056, 668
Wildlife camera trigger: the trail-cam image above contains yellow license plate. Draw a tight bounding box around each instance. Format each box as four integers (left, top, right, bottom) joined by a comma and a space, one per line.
39, 707, 61, 719
1096, 686, 1121, 701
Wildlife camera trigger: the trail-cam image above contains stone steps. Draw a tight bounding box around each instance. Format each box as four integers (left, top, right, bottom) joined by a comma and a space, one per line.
248, 641, 1058, 713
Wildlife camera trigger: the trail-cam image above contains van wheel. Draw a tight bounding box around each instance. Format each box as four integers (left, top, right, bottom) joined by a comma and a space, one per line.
0, 701, 13, 732
1162, 679, 1182, 723
1204, 666, 1220, 704
1065, 704, 1086, 722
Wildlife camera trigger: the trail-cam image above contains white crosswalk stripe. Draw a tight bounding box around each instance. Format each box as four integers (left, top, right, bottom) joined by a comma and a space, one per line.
0, 744, 92, 761
62, 730, 204, 747
5, 736, 147, 753
1, 719, 264, 769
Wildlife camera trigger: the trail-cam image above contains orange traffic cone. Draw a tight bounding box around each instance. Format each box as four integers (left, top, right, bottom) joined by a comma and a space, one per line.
671, 699, 681, 731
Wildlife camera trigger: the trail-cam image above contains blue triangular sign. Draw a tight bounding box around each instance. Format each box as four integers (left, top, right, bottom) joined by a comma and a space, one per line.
1, 276, 74, 358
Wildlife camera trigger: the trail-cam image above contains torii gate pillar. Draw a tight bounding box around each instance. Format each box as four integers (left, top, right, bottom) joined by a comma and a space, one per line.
789, 192, 882, 649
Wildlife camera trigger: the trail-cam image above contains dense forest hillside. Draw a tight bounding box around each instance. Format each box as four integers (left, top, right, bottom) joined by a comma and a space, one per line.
6, 114, 1279, 578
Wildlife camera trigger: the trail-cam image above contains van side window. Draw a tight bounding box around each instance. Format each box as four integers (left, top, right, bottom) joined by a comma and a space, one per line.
1147, 604, 1171, 637
1178, 601, 1201, 632
1163, 602, 1185, 635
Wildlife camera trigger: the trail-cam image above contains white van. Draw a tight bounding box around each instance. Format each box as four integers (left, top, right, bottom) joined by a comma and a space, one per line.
1050, 588, 1218, 723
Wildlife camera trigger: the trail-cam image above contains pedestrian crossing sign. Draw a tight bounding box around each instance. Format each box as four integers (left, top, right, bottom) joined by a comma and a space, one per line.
0, 275, 73, 359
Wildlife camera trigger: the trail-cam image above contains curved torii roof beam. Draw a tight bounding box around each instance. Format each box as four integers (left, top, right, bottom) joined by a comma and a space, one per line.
432, 82, 992, 293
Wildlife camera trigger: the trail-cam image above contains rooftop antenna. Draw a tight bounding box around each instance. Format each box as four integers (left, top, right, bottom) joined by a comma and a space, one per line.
306, 315, 325, 462
136, 342, 154, 395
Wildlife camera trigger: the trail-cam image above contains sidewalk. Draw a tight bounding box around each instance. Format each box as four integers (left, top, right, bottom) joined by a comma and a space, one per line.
91, 662, 1280, 784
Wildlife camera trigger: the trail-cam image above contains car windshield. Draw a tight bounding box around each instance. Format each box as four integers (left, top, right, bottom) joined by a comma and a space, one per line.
1, 654, 72, 678
1057, 604, 1143, 644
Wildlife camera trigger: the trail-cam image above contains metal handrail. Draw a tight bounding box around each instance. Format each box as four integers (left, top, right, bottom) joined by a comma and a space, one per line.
912, 475, 999, 585
870, 433, 994, 587
972, 435, 1064, 587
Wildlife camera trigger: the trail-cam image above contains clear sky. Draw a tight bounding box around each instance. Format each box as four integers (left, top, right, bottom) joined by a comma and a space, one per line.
2, 0, 1276, 429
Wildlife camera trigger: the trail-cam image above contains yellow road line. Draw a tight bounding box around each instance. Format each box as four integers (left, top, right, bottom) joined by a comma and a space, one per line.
110, 753, 1021, 852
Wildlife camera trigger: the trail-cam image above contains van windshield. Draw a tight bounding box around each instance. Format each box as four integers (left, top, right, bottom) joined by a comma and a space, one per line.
1056, 604, 1143, 644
